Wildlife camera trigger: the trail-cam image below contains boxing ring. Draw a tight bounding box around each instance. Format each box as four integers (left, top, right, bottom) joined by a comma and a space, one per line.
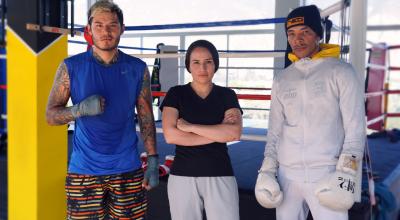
1, 1, 400, 220
63, 2, 398, 219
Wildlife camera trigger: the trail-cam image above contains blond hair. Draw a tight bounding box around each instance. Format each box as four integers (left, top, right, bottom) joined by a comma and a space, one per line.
87, 0, 123, 26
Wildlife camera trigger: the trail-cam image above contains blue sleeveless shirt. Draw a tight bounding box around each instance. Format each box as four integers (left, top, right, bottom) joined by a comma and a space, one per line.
64, 50, 145, 175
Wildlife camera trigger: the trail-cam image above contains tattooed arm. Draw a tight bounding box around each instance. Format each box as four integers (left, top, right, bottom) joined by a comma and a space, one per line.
136, 67, 157, 155
46, 62, 75, 125
46, 62, 105, 125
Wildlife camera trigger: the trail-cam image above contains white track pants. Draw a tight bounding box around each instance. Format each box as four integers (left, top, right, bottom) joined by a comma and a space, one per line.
276, 167, 348, 220
167, 175, 240, 220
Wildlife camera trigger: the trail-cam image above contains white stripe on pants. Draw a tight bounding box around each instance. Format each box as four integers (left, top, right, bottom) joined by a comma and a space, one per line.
167, 175, 240, 220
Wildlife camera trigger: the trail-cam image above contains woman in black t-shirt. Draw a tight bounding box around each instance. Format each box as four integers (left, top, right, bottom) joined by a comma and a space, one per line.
160, 40, 243, 220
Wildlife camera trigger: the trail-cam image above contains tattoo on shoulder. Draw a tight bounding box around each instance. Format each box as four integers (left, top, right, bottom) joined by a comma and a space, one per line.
52, 62, 70, 101
137, 68, 152, 113
141, 68, 151, 93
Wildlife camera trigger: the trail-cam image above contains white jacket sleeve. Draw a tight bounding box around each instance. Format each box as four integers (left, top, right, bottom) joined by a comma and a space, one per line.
255, 78, 285, 208
264, 77, 285, 165
315, 63, 367, 209
336, 64, 366, 159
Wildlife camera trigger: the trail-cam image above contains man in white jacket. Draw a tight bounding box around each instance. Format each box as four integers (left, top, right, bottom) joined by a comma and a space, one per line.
254, 5, 366, 220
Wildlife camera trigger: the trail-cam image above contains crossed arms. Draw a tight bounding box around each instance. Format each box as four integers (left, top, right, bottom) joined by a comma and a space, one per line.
162, 107, 242, 146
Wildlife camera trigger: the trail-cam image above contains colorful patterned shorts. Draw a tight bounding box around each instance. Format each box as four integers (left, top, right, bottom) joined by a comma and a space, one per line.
65, 169, 147, 219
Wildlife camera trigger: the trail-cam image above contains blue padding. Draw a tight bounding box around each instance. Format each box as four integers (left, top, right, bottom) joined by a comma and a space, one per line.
68, 40, 86, 45
368, 136, 400, 180
68, 24, 85, 28
228, 140, 264, 191
124, 18, 286, 31
242, 127, 267, 136
74, 17, 286, 32
374, 183, 397, 220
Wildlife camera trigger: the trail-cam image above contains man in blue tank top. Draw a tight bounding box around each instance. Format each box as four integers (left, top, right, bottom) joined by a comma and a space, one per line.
46, 1, 158, 219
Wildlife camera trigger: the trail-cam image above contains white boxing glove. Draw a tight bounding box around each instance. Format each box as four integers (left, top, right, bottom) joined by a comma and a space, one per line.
315, 153, 360, 211
255, 157, 283, 208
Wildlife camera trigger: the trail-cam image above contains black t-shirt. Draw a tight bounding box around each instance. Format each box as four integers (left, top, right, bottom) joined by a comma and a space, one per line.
160, 83, 242, 177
